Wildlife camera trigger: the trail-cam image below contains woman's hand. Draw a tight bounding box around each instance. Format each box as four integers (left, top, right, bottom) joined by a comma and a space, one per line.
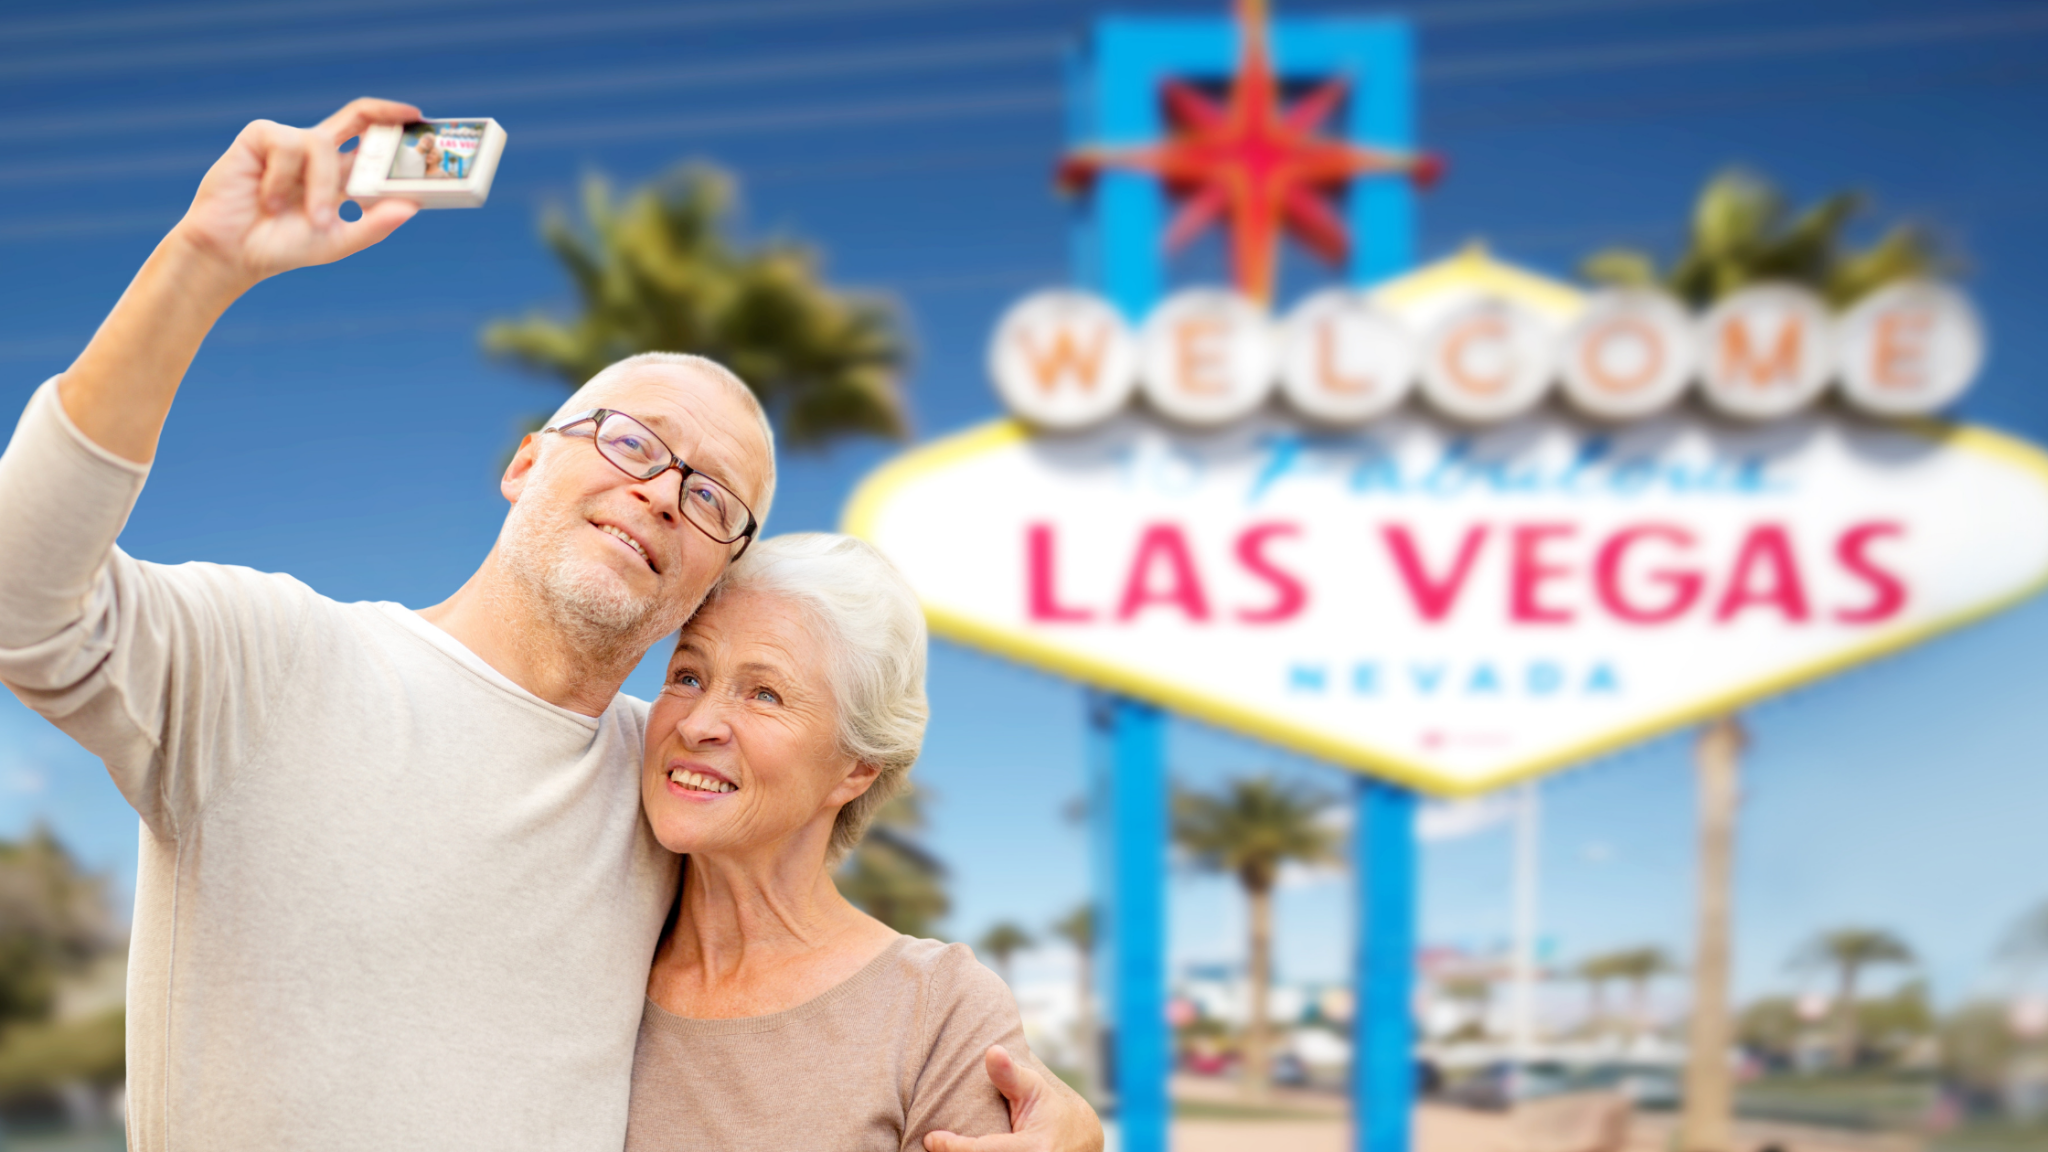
924, 1045, 1104, 1152
170, 97, 423, 291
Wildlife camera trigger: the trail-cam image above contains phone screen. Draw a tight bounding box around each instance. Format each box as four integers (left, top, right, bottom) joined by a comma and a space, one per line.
385, 121, 488, 181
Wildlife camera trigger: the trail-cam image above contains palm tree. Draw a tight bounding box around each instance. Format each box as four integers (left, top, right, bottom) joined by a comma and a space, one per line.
1581, 168, 1949, 308
1441, 975, 1495, 1042
482, 164, 909, 446
1050, 904, 1098, 1103
0, 826, 115, 1034
1603, 946, 1676, 1042
1737, 996, 1802, 1063
1576, 954, 1618, 1037
2000, 899, 2048, 980
1583, 171, 1944, 1152
1682, 714, 1743, 1152
1796, 928, 1915, 1069
1172, 773, 1339, 1101
978, 921, 1035, 988
835, 792, 949, 939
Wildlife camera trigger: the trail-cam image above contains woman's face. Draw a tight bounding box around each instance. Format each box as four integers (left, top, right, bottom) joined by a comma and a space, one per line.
641, 587, 877, 860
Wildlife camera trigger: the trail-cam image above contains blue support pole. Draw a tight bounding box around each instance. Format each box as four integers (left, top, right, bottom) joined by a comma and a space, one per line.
1353, 779, 1418, 1152
1071, 17, 1419, 1152
1086, 690, 1169, 1152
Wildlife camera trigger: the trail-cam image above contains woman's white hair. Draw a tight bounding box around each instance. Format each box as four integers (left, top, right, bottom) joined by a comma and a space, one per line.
707, 532, 927, 865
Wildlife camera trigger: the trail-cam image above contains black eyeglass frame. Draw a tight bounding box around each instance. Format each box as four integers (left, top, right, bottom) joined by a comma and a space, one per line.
542, 408, 759, 561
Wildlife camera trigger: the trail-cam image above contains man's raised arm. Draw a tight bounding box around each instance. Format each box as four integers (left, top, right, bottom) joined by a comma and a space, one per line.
0, 96, 418, 654
0, 100, 425, 828
57, 98, 420, 464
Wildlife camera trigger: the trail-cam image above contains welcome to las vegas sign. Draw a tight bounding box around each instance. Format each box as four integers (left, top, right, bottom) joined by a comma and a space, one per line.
846, 250, 2048, 796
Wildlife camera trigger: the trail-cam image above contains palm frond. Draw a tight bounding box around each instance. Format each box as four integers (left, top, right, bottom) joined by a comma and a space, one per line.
482, 163, 910, 449
1172, 774, 1340, 893
1581, 168, 1953, 309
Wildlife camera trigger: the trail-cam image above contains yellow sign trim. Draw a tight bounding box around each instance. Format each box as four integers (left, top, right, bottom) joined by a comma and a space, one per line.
844, 417, 2048, 797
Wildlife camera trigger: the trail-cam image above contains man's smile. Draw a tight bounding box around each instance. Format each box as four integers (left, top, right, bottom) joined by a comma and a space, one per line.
591, 519, 657, 573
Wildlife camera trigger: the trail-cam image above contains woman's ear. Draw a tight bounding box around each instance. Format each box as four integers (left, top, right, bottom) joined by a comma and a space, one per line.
825, 761, 883, 809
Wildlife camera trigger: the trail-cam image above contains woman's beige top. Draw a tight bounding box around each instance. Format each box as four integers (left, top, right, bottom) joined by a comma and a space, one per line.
625, 935, 1031, 1152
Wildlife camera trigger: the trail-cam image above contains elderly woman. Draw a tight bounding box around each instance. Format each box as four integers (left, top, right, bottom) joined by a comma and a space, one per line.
625, 533, 1035, 1151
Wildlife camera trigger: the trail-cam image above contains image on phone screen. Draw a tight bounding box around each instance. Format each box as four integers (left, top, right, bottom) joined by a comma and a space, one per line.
387, 121, 488, 181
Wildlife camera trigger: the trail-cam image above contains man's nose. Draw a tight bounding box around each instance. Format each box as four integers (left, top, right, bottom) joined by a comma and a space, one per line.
627, 467, 682, 528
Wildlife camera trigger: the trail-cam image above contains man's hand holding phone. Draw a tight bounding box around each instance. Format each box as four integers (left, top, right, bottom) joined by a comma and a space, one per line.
62, 98, 429, 464
172, 97, 424, 293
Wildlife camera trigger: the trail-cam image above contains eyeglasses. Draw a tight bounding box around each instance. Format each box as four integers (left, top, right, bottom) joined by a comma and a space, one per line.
542, 408, 758, 557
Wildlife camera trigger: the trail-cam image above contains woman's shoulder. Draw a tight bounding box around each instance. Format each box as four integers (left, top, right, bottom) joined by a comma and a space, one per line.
891, 937, 1032, 1140
894, 936, 999, 986
889, 937, 1020, 1025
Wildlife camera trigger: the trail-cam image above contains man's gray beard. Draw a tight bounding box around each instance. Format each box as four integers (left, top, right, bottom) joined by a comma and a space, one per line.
497, 507, 682, 659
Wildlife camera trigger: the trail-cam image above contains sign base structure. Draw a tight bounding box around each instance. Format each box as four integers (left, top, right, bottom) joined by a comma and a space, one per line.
847, 396, 2048, 796
1085, 693, 1168, 1150
1353, 779, 1417, 1151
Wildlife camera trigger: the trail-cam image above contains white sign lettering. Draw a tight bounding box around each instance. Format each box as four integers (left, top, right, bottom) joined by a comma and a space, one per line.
986, 264, 1984, 428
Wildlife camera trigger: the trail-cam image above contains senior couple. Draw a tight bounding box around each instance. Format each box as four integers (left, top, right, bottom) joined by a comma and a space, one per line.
0, 99, 1101, 1151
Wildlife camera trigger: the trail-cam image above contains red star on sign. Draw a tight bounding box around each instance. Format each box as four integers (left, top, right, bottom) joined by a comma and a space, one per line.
1058, 0, 1443, 305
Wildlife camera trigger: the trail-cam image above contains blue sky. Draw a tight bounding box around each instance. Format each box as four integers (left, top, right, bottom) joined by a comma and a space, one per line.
1, 0, 2045, 1017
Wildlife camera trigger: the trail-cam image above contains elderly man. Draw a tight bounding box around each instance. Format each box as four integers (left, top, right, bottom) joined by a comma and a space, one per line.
0, 99, 1100, 1152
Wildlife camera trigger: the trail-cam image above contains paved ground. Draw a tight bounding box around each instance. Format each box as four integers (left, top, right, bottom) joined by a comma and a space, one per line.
1172, 1109, 1925, 1152
2, 1106, 1928, 1152
1162, 1078, 1924, 1152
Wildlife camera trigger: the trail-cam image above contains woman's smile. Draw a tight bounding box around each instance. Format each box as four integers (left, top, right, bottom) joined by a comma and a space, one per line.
665, 760, 738, 796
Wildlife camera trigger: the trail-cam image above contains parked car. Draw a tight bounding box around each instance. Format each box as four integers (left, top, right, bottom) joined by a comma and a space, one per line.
1270, 1052, 1310, 1087
1441, 1062, 1576, 1111
1572, 1063, 1682, 1111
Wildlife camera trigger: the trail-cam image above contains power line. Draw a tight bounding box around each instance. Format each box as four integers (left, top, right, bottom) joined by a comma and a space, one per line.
0, 0, 1781, 54
1411, 0, 1770, 29
0, 180, 2039, 359
515, 88, 1061, 147
0, 0, 559, 43
1430, 56, 2048, 133
0, 87, 1063, 190
0, 0, 1052, 83
0, 0, 1943, 147
2, 10, 2043, 192
0, 36, 1065, 145
0, 307, 491, 364
0, 210, 179, 243
1424, 7, 2048, 82
20, 48, 2029, 236
0, 147, 1051, 244
480, 12, 2048, 151
0, 0, 1817, 86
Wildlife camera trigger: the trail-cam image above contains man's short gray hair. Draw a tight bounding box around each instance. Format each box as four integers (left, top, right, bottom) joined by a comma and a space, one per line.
708, 533, 927, 866
551, 352, 778, 525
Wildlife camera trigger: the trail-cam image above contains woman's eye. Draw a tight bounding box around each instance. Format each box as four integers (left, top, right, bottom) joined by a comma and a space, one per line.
672, 671, 701, 689
753, 688, 780, 704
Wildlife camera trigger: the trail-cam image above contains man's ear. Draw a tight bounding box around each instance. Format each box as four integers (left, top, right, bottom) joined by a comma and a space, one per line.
827, 761, 884, 809
501, 433, 539, 505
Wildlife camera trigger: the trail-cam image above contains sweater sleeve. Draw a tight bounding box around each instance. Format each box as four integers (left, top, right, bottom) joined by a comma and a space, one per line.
902, 943, 1043, 1152
0, 378, 313, 837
